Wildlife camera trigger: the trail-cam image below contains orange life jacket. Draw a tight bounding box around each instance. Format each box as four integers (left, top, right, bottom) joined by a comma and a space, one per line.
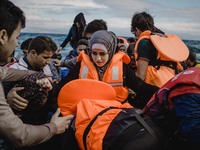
58, 79, 167, 150
134, 30, 189, 87
134, 30, 189, 62
77, 51, 130, 102
76, 99, 133, 150
57, 78, 133, 150
58, 79, 117, 116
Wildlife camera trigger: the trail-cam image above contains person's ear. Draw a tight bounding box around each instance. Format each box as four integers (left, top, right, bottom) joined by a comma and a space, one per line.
30, 49, 37, 56
136, 27, 142, 34
0, 29, 8, 45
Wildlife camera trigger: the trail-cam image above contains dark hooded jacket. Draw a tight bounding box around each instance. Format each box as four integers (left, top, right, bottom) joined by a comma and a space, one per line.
60, 12, 86, 50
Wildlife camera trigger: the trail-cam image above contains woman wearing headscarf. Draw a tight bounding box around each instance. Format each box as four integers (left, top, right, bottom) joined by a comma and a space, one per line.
57, 12, 86, 52
53, 30, 158, 107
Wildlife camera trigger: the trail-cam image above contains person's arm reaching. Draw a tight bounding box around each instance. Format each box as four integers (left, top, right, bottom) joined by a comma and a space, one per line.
0, 67, 74, 148
56, 27, 72, 53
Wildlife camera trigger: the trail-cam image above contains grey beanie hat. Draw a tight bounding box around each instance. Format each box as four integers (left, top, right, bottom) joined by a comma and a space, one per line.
89, 30, 118, 59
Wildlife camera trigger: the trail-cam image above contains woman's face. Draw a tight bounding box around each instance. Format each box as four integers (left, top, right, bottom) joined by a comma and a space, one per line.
91, 48, 109, 67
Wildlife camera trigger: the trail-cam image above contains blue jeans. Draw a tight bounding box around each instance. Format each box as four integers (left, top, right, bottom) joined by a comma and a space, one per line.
172, 93, 200, 149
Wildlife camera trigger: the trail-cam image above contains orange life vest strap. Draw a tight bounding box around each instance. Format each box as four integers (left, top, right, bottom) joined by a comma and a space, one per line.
83, 106, 118, 150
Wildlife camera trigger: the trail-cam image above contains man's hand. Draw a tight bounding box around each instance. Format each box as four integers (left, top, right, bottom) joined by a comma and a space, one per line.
53, 59, 61, 67
50, 108, 74, 134
56, 47, 62, 53
7, 87, 28, 111
36, 78, 52, 91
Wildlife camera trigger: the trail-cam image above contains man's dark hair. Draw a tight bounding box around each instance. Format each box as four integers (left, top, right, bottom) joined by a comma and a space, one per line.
127, 37, 135, 43
28, 36, 57, 54
83, 19, 108, 37
131, 11, 154, 33
0, 0, 25, 38
188, 51, 197, 62
21, 38, 33, 50
77, 39, 88, 46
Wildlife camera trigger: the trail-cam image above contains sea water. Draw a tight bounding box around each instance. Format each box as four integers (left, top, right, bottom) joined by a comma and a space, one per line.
15, 32, 200, 61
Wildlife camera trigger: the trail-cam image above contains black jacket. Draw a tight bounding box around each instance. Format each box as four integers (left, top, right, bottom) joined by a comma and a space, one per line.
60, 13, 86, 49
60, 25, 80, 49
